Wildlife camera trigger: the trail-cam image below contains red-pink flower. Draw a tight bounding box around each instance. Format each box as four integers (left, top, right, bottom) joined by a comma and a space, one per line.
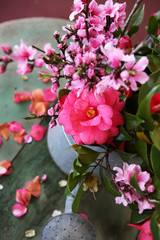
150, 93, 160, 114
128, 218, 153, 240
43, 88, 57, 102
30, 124, 47, 141
0, 160, 12, 177
58, 88, 124, 145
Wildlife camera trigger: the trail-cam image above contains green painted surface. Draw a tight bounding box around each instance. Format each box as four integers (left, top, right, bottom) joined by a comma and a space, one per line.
0, 18, 138, 240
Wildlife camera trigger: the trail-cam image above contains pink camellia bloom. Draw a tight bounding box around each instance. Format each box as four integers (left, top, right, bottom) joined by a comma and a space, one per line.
118, 36, 132, 54
30, 124, 47, 141
8, 121, 23, 132
128, 218, 153, 240
150, 93, 160, 114
13, 91, 32, 103
12, 203, 28, 218
24, 176, 41, 198
16, 189, 31, 206
58, 87, 124, 145
0, 160, 12, 177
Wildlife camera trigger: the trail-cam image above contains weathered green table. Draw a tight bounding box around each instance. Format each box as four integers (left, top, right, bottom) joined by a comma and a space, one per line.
0, 18, 137, 240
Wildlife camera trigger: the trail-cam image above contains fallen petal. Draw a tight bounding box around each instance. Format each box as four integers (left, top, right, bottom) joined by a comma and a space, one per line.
58, 180, 67, 187
30, 124, 47, 141
12, 203, 27, 217
78, 213, 89, 219
0, 160, 12, 176
13, 129, 27, 144
29, 102, 49, 115
8, 121, 23, 132
13, 91, 32, 103
24, 135, 32, 143
41, 174, 47, 182
25, 230, 36, 238
16, 188, 31, 206
0, 123, 10, 140
52, 210, 62, 217
24, 176, 41, 198
0, 134, 2, 146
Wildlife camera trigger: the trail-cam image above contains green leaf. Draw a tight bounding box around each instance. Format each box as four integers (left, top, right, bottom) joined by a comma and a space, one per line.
150, 211, 160, 240
137, 84, 160, 131
148, 55, 160, 73
67, 171, 83, 192
39, 72, 56, 78
147, 16, 158, 37
135, 140, 151, 171
130, 172, 144, 197
138, 69, 160, 103
129, 209, 153, 224
116, 149, 137, 162
128, 26, 139, 37
153, 126, 160, 151
72, 181, 83, 213
124, 112, 144, 130
73, 157, 89, 174
58, 88, 70, 100
99, 166, 120, 197
151, 145, 160, 180
116, 126, 135, 141
72, 145, 101, 165
130, 5, 145, 27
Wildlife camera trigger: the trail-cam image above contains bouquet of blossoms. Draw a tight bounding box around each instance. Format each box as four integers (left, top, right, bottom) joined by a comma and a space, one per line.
0, 0, 160, 239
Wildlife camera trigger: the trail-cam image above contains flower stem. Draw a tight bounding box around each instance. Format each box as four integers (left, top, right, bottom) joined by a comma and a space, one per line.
32, 45, 45, 53
122, 0, 143, 35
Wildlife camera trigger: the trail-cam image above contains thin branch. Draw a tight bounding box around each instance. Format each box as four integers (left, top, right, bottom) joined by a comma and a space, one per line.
32, 45, 45, 53
132, 37, 152, 54
122, 0, 143, 35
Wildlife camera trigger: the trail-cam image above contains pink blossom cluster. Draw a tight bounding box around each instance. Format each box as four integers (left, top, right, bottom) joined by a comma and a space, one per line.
113, 163, 155, 214
0, 39, 44, 75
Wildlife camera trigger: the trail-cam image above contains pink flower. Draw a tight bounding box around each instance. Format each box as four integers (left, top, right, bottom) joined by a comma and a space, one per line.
128, 218, 153, 240
10, 39, 36, 63
125, 56, 149, 91
16, 63, 34, 75
69, 0, 84, 21
34, 58, 44, 68
51, 84, 59, 95
58, 88, 124, 145
8, 121, 23, 132
41, 174, 47, 182
63, 64, 75, 76
30, 124, 47, 141
24, 135, 32, 143
44, 43, 54, 56
150, 93, 160, 114
13, 91, 32, 103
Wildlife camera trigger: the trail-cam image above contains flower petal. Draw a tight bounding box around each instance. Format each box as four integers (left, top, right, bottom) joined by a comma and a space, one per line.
12, 203, 27, 217
43, 88, 57, 102
30, 124, 47, 141
16, 188, 31, 206
0, 160, 12, 176
24, 176, 41, 198
0, 123, 10, 140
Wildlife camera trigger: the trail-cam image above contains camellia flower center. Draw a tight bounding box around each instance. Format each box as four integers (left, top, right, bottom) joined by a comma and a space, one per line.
86, 108, 96, 118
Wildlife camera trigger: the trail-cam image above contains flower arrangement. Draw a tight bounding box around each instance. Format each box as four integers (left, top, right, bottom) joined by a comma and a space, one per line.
0, 0, 160, 238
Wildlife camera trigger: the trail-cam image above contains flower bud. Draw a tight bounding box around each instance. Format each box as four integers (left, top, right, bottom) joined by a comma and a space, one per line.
1, 45, 12, 54
118, 36, 132, 54
150, 93, 160, 114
